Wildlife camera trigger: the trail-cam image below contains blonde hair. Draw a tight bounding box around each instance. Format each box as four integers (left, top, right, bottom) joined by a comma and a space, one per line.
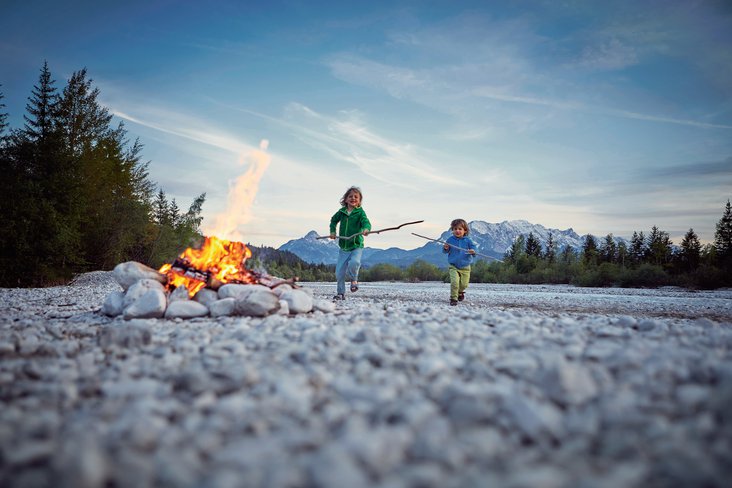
340, 186, 363, 207
450, 218, 469, 235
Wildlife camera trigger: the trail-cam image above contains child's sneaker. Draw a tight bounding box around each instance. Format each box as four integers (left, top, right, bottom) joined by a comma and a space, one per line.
450, 299, 458, 306
458, 292, 465, 301
333, 294, 345, 301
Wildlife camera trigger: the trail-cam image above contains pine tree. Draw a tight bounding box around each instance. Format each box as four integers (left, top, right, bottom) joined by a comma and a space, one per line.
57, 68, 113, 156
544, 232, 557, 264
630, 231, 646, 264
714, 199, 732, 266
646, 226, 672, 266
679, 228, 701, 272
524, 232, 542, 257
582, 234, 599, 265
506, 235, 526, 264
617, 241, 628, 267
23, 61, 59, 142
0, 86, 8, 136
600, 234, 617, 263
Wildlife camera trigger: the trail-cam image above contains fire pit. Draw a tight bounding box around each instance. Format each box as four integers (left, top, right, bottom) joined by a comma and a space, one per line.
101, 236, 334, 319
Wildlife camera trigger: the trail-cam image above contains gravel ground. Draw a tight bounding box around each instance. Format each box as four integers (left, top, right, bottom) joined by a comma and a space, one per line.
1, 272, 731, 487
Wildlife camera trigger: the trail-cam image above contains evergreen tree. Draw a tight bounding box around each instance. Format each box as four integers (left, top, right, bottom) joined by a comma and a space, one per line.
582, 234, 599, 265
600, 234, 617, 263
506, 235, 526, 264
23, 61, 59, 142
524, 232, 542, 258
714, 199, 732, 266
646, 226, 672, 266
630, 231, 646, 264
0, 86, 8, 136
57, 68, 113, 156
544, 232, 557, 264
679, 228, 701, 272
616, 241, 628, 267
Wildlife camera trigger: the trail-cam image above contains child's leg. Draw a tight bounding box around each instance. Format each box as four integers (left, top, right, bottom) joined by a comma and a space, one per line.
458, 267, 470, 294
448, 265, 459, 300
345, 248, 363, 283
335, 249, 351, 295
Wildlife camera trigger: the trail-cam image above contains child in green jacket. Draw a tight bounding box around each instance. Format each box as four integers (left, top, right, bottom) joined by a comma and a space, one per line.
329, 186, 371, 300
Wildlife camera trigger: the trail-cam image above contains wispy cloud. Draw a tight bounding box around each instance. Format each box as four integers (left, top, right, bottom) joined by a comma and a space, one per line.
232, 102, 468, 188
112, 108, 253, 155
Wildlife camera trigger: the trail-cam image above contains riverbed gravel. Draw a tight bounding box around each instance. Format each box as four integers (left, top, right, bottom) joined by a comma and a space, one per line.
1, 272, 731, 487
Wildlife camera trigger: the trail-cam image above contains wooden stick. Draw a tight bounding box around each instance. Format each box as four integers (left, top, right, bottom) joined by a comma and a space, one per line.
411, 232, 503, 262
316, 220, 425, 241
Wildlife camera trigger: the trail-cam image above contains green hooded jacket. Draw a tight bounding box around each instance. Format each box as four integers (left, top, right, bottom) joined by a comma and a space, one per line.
329, 206, 371, 251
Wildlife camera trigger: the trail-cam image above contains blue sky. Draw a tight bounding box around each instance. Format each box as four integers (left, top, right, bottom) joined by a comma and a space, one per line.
2, 0, 731, 249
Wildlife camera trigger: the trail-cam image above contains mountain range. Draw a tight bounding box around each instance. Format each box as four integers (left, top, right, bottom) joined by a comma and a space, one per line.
279, 220, 629, 268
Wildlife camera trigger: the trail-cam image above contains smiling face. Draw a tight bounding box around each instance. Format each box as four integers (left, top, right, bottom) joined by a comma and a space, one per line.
452, 224, 466, 238
345, 190, 361, 209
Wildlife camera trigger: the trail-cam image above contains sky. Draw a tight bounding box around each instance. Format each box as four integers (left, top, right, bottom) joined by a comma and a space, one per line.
2, 0, 731, 250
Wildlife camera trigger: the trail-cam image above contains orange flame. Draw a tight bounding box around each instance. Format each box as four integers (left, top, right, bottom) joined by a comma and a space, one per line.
158, 236, 256, 297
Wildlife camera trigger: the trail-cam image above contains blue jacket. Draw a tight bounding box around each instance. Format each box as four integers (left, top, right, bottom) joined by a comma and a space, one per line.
443, 235, 477, 268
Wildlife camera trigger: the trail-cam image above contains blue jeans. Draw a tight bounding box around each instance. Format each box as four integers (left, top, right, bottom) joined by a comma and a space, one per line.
335, 248, 363, 294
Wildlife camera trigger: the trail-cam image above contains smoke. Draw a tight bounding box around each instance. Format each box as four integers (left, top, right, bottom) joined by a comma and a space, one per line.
204, 139, 271, 240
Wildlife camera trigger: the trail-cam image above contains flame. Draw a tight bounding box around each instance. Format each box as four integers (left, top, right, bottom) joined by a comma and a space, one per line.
204, 139, 271, 241
158, 235, 256, 297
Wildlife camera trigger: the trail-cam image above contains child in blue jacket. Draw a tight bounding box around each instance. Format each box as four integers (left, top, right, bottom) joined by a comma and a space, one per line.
443, 218, 477, 305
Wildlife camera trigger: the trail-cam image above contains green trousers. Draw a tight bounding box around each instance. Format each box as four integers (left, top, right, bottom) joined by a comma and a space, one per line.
448, 265, 470, 300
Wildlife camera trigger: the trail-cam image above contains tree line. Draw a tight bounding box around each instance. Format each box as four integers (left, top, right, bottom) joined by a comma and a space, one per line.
356, 201, 732, 289
0, 63, 206, 286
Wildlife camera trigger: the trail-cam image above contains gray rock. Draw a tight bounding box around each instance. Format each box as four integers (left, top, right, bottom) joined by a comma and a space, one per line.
194, 288, 219, 308
122, 278, 166, 309
123, 288, 167, 319
218, 283, 271, 299
209, 298, 236, 317
101, 290, 125, 317
169, 285, 191, 302
113, 261, 167, 290
234, 288, 280, 317
165, 300, 209, 319
280, 289, 313, 314
538, 357, 599, 406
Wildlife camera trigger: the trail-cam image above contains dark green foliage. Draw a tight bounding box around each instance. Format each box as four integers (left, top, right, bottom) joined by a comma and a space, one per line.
248, 245, 334, 282
678, 228, 701, 272
525, 232, 542, 258
0, 86, 8, 135
581, 234, 599, 266
405, 259, 444, 282
714, 199, 732, 271
361, 263, 405, 281
1, 63, 205, 286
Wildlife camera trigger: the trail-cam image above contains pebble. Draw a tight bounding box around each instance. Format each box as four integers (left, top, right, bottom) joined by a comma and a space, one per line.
0, 274, 730, 487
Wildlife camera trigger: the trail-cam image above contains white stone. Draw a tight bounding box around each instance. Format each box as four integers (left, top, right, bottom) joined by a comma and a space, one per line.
234, 288, 280, 317
169, 285, 190, 302
113, 261, 167, 290
313, 299, 336, 313
165, 300, 209, 319
101, 290, 125, 317
209, 298, 236, 317
123, 279, 166, 309
218, 283, 271, 299
193, 288, 219, 307
280, 289, 313, 314
123, 289, 167, 319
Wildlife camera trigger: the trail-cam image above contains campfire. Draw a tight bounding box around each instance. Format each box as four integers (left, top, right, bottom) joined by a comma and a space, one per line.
158, 236, 260, 297
103, 235, 330, 320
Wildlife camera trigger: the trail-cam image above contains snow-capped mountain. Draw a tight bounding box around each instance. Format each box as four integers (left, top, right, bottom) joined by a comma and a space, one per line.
280, 221, 628, 267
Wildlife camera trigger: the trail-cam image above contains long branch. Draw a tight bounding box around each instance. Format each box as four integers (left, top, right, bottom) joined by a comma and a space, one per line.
317, 220, 424, 241
411, 232, 503, 262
